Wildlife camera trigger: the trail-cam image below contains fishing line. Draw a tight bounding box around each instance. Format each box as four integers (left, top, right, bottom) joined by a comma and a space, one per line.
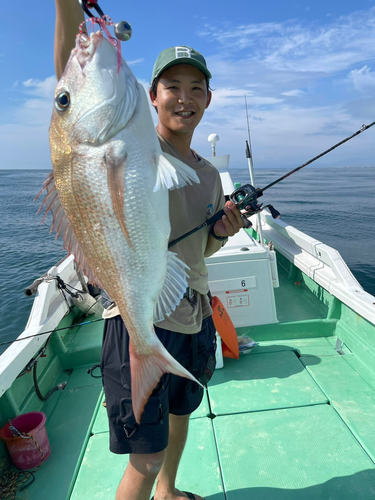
261, 121, 375, 193
169, 120, 375, 247
0, 318, 104, 348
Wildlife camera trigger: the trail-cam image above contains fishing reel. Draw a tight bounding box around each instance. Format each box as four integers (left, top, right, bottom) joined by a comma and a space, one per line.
226, 184, 280, 228
169, 183, 280, 247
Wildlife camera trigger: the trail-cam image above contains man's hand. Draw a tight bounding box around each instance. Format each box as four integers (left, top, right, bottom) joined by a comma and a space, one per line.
212, 200, 243, 238
55, 0, 85, 80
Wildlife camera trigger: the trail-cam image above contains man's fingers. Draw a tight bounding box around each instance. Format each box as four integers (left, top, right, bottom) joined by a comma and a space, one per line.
224, 203, 243, 230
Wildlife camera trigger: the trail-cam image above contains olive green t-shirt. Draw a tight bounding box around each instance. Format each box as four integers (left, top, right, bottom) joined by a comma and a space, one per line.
103, 132, 225, 334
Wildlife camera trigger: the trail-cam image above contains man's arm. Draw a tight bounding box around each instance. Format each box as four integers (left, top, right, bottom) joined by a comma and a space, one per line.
54, 0, 85, 80
204, 201, 243, 257
204, 231, 223, 258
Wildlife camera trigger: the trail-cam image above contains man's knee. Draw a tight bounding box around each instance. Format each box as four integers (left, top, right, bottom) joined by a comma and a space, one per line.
129, 450, 166, 476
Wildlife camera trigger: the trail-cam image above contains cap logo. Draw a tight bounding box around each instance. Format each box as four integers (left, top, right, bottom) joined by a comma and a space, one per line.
175, 46, 192, 59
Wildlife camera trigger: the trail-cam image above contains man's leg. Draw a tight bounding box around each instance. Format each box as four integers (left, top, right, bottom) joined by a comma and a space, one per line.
102, 317, 170, 499
116, 450, 165, 500
153, 414, 204, 500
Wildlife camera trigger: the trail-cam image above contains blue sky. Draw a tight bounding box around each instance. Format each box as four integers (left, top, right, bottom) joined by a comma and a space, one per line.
1, 0, 375, 170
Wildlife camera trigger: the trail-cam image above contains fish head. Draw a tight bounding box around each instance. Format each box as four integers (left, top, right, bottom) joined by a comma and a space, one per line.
50, 31, 138, 154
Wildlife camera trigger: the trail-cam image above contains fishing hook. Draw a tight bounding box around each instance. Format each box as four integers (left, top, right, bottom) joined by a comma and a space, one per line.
78, 0, 132, 42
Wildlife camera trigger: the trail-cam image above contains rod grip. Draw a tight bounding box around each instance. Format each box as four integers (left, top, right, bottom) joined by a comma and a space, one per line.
206, 208, 225, 226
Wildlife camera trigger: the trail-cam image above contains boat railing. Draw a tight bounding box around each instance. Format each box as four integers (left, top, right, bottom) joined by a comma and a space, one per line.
0, 254, 81, 398
257, 210, 375, 326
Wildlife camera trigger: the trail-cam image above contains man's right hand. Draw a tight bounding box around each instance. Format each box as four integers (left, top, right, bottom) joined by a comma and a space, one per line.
54, 0, 85, 80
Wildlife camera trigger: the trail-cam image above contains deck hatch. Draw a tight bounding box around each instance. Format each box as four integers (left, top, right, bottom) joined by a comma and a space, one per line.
213, 404, 375, 499
208, 350, 327, 415
301, 354, 375, 462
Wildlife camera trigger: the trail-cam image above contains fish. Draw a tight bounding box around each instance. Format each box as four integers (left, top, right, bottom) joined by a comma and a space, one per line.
37, 31, 202, 423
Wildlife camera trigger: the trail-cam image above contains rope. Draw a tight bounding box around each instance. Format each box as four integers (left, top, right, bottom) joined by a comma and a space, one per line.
0, 459, 34, 500
0, 429, 46, 499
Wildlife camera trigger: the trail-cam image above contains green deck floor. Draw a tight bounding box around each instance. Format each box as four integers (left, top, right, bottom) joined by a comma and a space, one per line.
24, 365, 103, 500
9, 268, 375, 499
67, 337, 375, 500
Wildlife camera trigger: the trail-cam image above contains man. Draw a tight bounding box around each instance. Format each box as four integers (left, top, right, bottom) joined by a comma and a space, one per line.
54, 2, 243, 500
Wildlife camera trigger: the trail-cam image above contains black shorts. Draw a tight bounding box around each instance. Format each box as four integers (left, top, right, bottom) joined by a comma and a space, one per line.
100, 316, 216, 455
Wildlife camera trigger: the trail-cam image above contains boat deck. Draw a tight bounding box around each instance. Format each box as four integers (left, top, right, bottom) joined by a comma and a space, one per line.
66, 338, 375, 500
16, 270, 375, 499
20, 336, 375, 500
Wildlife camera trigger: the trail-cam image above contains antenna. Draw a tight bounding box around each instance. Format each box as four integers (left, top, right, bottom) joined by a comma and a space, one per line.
208, 134, 220, 157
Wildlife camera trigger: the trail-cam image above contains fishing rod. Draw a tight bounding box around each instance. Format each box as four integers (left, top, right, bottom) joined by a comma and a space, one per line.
169, 120, 375, 248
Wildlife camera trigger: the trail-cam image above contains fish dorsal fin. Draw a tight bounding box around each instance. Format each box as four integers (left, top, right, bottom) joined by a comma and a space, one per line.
35, 172, 102, 287
153, 152, 200, 192
153, 251, 190, 323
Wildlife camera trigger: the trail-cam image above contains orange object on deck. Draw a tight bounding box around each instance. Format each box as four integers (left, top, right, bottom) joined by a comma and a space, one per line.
211, 295, 239, 359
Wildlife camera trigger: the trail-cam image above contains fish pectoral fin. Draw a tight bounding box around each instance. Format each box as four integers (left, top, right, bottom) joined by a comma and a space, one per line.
153, 153, 200, 192
153, 251, 190, 323
129, 338, 202, 424
105, 142, 134, 250
35, 171, 101, 287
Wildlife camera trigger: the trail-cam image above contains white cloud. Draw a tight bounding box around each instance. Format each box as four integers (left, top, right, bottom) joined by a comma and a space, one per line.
191, 7, 375, 168
200, 7, 375, 74
127, 58, 145, 66
193, 101, 372, 170
281, 89, 305, 97
348, 65, 375, 92
22, 77, 57, 99
0, 76, 56, 169
208, 88, 283, 110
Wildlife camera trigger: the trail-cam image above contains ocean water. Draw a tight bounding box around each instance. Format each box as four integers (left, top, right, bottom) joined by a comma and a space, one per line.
1, 167, 374, 350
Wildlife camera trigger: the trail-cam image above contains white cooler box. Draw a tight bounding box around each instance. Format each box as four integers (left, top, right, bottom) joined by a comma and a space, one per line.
205, 229, 278, 328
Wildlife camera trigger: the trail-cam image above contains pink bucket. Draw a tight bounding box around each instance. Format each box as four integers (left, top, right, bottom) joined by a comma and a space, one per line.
0, 411, 51, 470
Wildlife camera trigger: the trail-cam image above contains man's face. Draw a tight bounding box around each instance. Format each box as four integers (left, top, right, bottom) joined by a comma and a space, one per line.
150, 64, 212, 139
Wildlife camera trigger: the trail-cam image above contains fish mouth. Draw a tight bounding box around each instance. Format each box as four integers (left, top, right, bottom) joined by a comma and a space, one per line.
75, 32, 103, 70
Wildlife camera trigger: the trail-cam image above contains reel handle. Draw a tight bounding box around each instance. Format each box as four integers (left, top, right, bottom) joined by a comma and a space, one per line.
241, 215, 253, 228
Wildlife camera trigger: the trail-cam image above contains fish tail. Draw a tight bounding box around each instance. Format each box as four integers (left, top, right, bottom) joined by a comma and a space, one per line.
129, 338, 202, 424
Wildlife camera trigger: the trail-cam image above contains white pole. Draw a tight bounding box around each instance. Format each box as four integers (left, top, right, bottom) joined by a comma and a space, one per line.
247, 150, 265, 246
245, 96, 265, 246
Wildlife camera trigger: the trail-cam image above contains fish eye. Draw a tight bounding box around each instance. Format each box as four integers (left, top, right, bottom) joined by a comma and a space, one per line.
55, 91, 70, 112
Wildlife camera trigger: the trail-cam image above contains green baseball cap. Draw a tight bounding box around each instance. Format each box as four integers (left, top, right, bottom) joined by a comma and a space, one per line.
151, 46, 212, 83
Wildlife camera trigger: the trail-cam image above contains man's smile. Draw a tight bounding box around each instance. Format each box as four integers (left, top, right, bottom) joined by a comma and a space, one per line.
175, 111, 195, 117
